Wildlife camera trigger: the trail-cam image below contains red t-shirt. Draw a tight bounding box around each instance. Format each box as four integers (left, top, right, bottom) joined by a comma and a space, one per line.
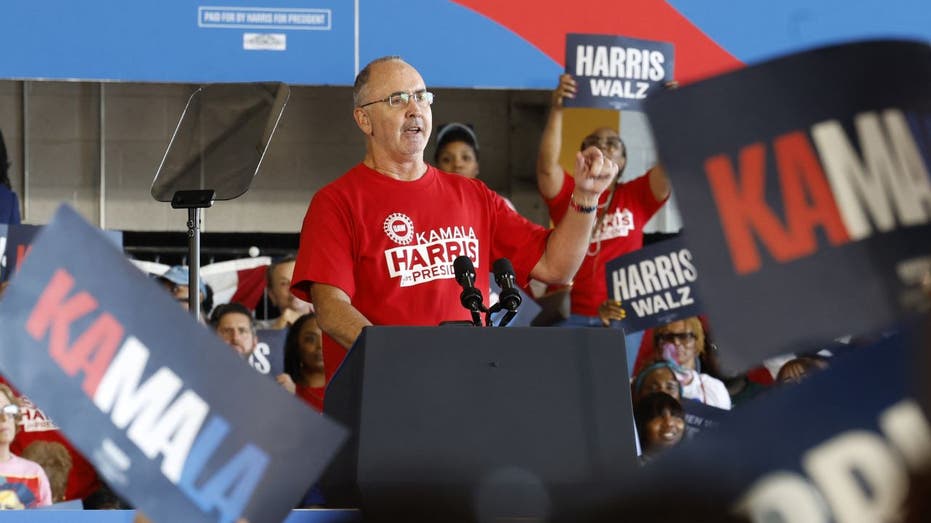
545, 170, 666, 316
292, 163, 551, 380
296, 384, 325, 413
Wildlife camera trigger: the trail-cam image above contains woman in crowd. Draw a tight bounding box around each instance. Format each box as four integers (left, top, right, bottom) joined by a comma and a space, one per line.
653, 317, 732, 410
632, 360, 682, 404
284, 313, 326, 412
434, 122, 480, 179
0, 384, 51, 509
634, 392, 686, 459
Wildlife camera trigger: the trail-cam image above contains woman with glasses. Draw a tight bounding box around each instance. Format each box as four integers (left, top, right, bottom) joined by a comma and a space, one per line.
653, 317, 732, 410
0, 384, 52, 509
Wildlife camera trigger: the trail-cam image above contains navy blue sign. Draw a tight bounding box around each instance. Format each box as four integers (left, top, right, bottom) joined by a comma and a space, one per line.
0, 205, 346, 523
564, 33, 675, 111
681, 398, 726, 439
644, 40, 931, 372
2, 224, 123, 283
604, 236, 702, 332
599, 324, 929, 522
0, 223, 6, 280
2, 224, 40, 282
249, 329, 286, 378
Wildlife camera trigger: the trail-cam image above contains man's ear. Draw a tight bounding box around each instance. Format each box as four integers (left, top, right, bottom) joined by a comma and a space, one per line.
353, 107, 373, 135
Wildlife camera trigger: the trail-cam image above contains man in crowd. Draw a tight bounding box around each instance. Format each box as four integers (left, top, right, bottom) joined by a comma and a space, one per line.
537, 73, 670, 367
156, 265, 211, 318
291, 56, 620, 381
257, 255, 312, 330
210, 302, 259, 358
210, 302, 296, 393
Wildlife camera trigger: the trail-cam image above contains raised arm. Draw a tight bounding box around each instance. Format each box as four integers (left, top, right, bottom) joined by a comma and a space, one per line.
310, 282, 372, 349
531, 147, 618, 283
649, 163, 671, 203
536, 74, 577, 200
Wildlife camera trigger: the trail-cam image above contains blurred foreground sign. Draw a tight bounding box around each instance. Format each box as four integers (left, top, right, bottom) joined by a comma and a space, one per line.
645, 40, 931, 371
0, 205, 346, 523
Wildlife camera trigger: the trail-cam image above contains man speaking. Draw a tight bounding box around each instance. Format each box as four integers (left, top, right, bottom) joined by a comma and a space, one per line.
291, 56, 619, 381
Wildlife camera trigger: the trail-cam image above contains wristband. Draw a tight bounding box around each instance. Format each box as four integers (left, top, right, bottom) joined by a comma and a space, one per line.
569, 193, 598, 214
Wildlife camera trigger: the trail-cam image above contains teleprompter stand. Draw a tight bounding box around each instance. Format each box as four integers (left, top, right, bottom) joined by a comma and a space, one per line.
150, 83, 290, 322
322, 326, 636, 522
170, 189, 215, 320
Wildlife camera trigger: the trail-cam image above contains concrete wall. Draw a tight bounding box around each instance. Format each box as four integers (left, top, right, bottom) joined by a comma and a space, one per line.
0, 80, 680, 234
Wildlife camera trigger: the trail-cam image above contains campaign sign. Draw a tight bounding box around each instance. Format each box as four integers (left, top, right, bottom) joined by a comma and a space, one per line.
681, 398, 726, 439
643, 40, 931, 372
604, 235, 702, 332
2, 223, 40, 282
0, 205, 347, 523
564, 33, 674, 111
0, 223, 6, 280
582, 323, 929, 521
2, 224, 123, 282
249, 328, 286, 377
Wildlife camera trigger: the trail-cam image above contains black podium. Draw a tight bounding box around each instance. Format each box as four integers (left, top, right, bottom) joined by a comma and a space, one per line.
322, 326, 638, 522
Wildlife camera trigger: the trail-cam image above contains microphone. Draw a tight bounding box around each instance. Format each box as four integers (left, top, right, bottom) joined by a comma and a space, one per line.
453, 255, 485, 326
489, 258, 521, 327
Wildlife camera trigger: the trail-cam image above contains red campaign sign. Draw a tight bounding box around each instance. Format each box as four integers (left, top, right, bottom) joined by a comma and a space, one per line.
644, 40, 931, 372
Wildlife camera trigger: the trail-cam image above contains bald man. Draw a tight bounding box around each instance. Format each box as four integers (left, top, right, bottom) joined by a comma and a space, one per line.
292, 56, 620, 381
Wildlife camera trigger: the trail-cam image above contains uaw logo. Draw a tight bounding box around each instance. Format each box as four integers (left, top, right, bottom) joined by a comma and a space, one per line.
384, 213, 414, 245
593, 208, 635, 242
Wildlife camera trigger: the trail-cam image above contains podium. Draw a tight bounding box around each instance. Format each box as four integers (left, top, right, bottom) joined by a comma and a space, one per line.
323, 326, 637, 521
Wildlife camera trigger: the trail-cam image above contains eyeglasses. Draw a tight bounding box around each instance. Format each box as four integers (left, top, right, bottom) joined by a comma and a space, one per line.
657, 332, 697, 345
581, 136, 623, 150
1, 404, 19, 418
359, 90, 434, 108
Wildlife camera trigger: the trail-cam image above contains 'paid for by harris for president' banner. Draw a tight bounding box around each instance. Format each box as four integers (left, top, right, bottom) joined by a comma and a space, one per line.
0, 204, 347, 523
644, 40, 931, 372
564, 33, 675, 111
604, 235, 702, 333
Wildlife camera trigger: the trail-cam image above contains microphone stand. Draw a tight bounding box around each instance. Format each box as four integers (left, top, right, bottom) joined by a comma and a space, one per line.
485, 303, 518, 327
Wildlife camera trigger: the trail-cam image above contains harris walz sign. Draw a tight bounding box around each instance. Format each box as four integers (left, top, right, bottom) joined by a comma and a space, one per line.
604, 235, 702, 333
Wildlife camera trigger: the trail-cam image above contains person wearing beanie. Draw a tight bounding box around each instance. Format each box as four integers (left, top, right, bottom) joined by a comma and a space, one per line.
434, 122, 480, 179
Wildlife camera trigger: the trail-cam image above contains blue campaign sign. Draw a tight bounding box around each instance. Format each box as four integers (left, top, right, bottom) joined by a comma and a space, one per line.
249, 328, 287, 378
604, 235, 702, 333
644, 40, 931, 372
3, 224, 41, 282
0, 223, 6, 280
564, 33, 674, 111
0, 205, 346, 523
597, 324, 930, 521
2, 224, 123, 282
681, 398, 726, 439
